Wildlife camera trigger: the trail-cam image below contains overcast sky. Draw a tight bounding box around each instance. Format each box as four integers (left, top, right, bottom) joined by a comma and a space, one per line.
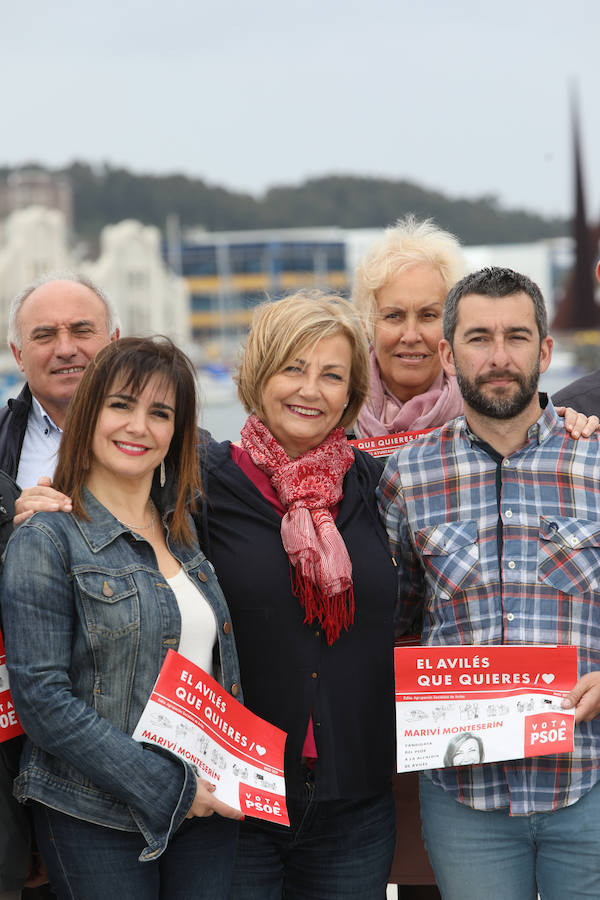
2, 0, 598, 219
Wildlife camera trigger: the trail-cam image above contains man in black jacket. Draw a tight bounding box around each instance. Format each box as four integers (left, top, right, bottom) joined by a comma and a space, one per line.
0, 273, 118, 899
0, 273, 119, 510
553, 260, 600, 415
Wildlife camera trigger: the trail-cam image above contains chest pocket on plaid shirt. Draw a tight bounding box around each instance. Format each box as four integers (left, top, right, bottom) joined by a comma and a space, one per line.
414, 520, 481, 599
538, 516, 600, 594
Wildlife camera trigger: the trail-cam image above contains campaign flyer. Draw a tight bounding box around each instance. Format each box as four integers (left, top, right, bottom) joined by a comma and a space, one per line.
349, 428, 435, 458
395, 645, 577, 772
133, 650, 289, 825
0, 630, 24, 742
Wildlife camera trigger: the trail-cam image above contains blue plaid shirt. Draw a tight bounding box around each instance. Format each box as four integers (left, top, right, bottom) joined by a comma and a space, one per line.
377, 401, 600, 815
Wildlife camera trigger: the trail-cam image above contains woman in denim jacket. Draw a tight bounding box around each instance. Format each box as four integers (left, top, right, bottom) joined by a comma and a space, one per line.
0, 337, 243, 900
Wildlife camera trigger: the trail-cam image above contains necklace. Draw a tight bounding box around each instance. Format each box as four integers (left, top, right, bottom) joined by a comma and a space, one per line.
120, 501, 157, 539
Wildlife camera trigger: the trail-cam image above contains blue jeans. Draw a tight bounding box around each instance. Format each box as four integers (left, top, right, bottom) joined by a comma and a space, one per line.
229, 780, 395, 899
419, 774, 600, 899
33, 803, 238, 900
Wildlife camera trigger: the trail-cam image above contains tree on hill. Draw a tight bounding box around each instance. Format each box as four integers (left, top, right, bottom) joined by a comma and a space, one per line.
1, 163, 569, 245
260, 176, 567, 243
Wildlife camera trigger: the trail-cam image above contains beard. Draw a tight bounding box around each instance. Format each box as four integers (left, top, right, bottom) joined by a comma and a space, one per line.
455, 361, 540, 420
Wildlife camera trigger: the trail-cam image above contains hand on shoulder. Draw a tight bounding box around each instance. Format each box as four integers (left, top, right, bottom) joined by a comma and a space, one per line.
14, 476, 72, 526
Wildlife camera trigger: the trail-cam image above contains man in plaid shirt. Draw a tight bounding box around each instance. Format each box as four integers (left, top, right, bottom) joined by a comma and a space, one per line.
377, 266, 600, 900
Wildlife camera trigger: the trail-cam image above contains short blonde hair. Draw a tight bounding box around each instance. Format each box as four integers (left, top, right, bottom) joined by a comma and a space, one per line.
353, 216, 466, 340
236, 291, 369, 429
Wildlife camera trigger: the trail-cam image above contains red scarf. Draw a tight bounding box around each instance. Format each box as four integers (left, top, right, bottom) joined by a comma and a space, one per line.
240, 414, 355, 644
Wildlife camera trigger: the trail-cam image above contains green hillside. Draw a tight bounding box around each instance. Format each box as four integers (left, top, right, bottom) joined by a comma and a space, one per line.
0, 163, 569, 245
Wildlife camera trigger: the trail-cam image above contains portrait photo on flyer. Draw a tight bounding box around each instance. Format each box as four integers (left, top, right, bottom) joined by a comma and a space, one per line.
395, 645, 577, 773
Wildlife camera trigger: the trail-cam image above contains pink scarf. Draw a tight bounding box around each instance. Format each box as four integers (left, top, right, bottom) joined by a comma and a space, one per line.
240, 414, 355, 644
356, 346, 464, 438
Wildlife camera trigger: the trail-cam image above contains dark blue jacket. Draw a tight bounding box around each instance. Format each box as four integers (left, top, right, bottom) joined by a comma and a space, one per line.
1, 488, 242, 861
553, 369, 600, 417
0, 383, 31, 481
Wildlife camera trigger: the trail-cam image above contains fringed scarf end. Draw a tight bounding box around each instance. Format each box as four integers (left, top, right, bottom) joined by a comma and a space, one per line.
291, 563, 355, 645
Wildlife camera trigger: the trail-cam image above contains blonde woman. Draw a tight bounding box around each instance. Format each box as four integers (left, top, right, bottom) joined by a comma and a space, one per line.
353, 215, 595, 441
198, 293, 397, 898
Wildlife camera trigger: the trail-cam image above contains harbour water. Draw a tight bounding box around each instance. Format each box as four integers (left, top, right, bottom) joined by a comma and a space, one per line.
200, 396, 246, 442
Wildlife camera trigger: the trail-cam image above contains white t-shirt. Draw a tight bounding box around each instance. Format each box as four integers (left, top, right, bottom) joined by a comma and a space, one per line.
166, 568, 218, 675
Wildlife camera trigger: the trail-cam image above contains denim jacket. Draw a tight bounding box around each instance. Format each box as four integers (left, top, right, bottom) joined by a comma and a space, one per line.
0, 488, 242, 861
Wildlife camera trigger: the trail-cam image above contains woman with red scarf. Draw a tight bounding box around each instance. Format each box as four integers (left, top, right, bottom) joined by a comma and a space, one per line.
198, 292, 397, 898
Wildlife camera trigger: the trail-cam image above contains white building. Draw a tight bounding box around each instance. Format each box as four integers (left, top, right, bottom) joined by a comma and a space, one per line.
0, 209, 190, 353
461, 241, 557, 321
0, 206, 76, 345
83, 219, 190, 343
345, 228, 562, 319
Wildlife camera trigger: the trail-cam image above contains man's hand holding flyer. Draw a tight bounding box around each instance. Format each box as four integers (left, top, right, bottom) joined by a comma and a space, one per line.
134, 650, 289, 825
395, 645, 577, 772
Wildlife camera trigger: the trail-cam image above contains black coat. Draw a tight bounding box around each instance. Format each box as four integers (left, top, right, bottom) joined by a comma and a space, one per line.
197, 441, 397, 801
553, 369, 600, 417
0, 383, 32, 482
0, 397, 27, 892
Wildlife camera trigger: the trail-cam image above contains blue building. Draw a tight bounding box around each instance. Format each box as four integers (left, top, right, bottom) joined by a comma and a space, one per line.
173, 227, 349, 340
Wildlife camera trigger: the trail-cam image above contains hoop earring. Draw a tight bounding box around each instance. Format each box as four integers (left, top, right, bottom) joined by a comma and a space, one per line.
160, 460, 166, 488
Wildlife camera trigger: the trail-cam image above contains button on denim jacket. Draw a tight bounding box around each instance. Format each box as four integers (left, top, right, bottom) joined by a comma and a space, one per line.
0, 488, 242, 861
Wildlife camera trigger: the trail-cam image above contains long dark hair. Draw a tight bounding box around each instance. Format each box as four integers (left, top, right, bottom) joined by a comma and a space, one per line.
53, 336, 201, 544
